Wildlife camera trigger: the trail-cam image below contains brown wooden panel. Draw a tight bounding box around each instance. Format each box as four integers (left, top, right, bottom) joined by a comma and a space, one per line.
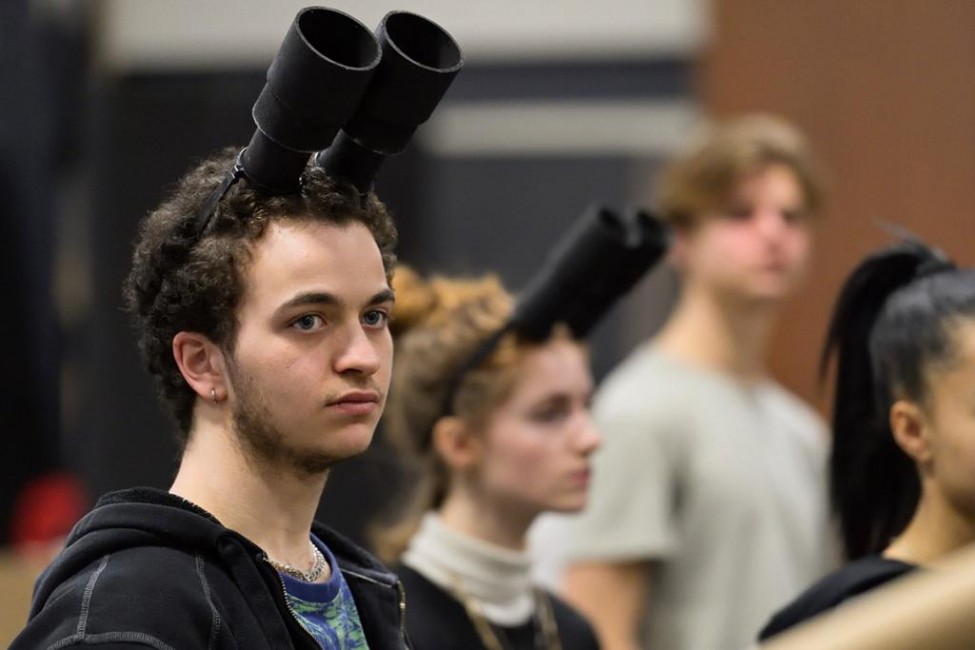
701, 0, 975, 412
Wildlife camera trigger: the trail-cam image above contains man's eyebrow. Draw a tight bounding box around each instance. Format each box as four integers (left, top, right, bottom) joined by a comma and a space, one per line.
370, 289, 396, 305
276, 292, 342, 313
275, 288, 394, 314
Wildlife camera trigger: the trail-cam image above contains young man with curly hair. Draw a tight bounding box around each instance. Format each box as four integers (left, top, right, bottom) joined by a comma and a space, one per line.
12, 148, 406, 649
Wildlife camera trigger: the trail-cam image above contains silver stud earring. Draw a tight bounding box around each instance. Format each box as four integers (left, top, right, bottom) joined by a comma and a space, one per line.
210, 387, 218, 403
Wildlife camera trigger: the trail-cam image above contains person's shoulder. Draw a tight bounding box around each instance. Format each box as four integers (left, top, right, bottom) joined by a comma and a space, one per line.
41, 544, 210, 606
73, 545, 224, 621
545, 590, 600, 650
758, 556, 918, 640
762, 381, 827, 429
594, 344, 705, 421
600, 343, 693, 390
759, 381, 830, 454
13, 546, 223, 649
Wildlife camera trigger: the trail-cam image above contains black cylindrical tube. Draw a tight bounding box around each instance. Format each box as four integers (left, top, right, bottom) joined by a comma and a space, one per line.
513, 206, 636, 340
442, 205, 669, 415
242, 7, 381, 193
558, 208, 671, 337
313, 131, 385, 195
315, 10, 463, 192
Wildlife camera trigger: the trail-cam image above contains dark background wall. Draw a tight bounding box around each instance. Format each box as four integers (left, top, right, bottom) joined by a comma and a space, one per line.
0, 0, 85, 544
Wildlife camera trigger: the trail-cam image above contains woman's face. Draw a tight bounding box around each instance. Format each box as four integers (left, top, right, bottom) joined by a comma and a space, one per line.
474, 338, 601, 520
917, 320, 975, 517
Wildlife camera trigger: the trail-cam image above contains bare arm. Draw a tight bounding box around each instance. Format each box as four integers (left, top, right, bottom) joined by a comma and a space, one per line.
562, 560, 651, 650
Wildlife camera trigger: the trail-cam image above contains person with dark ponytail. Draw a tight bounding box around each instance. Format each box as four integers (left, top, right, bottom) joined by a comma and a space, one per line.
375, 266, 602, 650
759, 236, 975, 639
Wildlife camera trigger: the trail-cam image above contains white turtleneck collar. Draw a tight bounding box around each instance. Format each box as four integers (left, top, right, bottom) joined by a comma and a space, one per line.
402, 512, 536, 626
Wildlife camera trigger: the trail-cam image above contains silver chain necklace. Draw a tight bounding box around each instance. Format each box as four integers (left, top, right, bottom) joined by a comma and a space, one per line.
267, 542, 327, 582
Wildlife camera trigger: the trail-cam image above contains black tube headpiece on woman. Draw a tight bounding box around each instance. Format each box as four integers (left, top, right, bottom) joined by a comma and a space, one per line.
192, 6, 463, 238
442, 205, 671, 415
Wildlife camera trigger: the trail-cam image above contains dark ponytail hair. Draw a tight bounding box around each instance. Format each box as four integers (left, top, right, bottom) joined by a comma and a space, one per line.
822, 236, 975, 559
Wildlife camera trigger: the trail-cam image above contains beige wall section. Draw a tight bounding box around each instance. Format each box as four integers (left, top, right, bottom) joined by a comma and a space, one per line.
0, 552, 44, 646
700, 0, 975, 410
93, 0, 707, 70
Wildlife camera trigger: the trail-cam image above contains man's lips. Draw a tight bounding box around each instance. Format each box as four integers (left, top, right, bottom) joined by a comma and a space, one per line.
326, 391, 380, 416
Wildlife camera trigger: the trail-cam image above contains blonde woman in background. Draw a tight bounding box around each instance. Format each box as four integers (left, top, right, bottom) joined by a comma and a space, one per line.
375, 267, 602, 650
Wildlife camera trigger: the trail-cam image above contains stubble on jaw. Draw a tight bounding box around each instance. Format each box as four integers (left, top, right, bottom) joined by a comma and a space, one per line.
227, 364, 338, 477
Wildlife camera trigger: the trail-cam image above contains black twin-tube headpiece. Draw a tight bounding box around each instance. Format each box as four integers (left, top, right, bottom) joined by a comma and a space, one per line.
441, 205, 671, 415
193, 6, 463, 238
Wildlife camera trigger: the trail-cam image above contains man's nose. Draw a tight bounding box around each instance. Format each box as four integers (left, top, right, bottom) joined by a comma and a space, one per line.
333, 325, 382, 376
755, 208, 790, 239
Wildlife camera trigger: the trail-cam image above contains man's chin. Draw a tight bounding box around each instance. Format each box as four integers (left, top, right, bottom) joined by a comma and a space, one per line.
287, 439, 371, 475
249, 437, 376, 476
235, 416, 378, 475
738, 280, 796, 305
319, 425, 377, 462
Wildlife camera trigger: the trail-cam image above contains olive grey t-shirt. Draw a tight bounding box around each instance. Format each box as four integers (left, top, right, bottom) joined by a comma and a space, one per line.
533, 344, 836, 650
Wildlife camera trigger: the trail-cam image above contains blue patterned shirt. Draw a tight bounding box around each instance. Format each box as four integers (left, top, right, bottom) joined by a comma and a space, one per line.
278, 536, 370, 649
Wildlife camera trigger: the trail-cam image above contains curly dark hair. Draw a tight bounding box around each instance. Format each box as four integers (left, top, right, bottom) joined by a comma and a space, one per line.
124, 147, 398, 444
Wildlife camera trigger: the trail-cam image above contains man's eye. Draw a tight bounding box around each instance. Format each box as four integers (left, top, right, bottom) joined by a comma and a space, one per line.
293, 314, 324, 331
362, 310, 389, 328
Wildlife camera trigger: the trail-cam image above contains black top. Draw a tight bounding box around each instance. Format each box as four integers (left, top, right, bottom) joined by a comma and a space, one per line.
759, 555, 918, 641
12, 487, 409, 649
397, 564, 600, 650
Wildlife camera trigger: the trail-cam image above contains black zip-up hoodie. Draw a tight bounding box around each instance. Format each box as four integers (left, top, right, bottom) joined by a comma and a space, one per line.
11, 487, 409, 649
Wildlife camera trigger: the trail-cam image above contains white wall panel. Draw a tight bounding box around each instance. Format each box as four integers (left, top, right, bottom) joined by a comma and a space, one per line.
94, 0, 708, 70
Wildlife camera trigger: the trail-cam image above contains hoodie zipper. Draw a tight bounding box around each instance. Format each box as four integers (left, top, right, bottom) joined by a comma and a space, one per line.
263, 555, 320, 648
342, 567, 408, 648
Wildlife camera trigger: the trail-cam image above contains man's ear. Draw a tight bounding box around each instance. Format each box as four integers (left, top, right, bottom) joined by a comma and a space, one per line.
431, 416, 482, 471
890, 399, 932, 465
172, 331, 228, 402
